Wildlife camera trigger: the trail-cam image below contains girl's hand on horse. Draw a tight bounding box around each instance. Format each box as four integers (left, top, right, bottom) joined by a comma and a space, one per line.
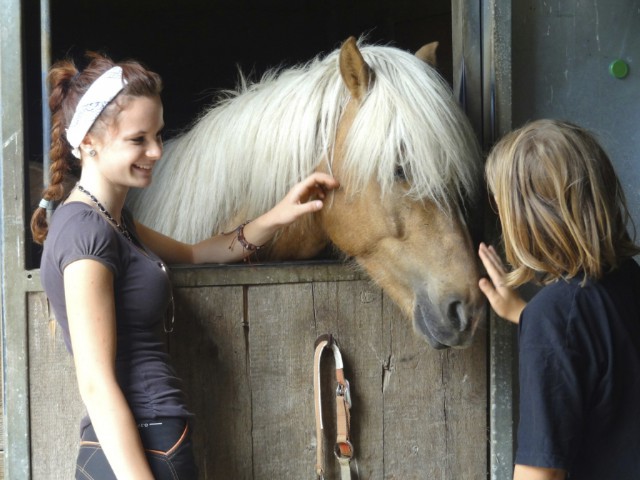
267, 172, 340, 227
220, 172, 339, 260
178, 173, 339, 265
478, 242, 526, 324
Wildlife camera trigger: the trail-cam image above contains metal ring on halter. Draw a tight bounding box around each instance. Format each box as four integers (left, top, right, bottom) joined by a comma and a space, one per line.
334, 440, 354, 459
336, 380, 352, 408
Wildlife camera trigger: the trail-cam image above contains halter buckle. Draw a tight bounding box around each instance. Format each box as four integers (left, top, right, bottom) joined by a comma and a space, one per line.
336, 380, 351, 408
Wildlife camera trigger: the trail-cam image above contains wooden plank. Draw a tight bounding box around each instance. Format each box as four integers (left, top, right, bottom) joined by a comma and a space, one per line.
24, 260, 366, 290
311, 280, 388, 479
320, 280, 387, 480
309, 281, 346, 479
439, 327, 487, 479
170, 260, 365, 287
169, 286, 251, 478
247, 280, 389, 478
382, 295, 445, 479
27, 292, 84, 479
247, 282, 320, 478
381, 294, 487, 479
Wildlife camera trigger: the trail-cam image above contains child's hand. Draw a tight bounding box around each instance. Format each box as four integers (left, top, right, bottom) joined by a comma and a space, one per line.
478, 242, 526, 324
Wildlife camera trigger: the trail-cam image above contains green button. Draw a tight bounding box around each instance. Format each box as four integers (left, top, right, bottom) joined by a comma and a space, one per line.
609, 59, 629, 79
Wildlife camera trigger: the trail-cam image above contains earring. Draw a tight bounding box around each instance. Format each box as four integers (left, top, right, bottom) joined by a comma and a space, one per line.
88, 149, 97, 157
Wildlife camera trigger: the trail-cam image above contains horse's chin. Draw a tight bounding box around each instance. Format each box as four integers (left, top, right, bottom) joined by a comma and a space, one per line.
413, 297, 475, 350
414, 317, 449, 350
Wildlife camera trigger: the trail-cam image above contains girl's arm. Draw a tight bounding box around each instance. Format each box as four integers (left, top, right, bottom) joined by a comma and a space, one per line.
65, 259, 154, 480
514, 464, 566, 480
136, 172, 340, 265
478, 242, 527, 323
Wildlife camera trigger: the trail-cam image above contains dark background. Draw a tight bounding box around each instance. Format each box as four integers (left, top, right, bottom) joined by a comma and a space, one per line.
22, 0, 454, 266
25, 0, 452, 141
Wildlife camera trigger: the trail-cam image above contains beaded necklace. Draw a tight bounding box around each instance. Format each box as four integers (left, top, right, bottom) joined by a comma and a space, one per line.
74, 183, 174, 333
75, 183, 133, 242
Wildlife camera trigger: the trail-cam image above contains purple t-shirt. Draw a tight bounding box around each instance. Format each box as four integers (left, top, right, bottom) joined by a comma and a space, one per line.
40, 202, 191, 428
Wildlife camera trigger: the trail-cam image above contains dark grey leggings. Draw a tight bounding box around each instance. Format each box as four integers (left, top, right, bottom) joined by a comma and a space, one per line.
75, 418, 198, 479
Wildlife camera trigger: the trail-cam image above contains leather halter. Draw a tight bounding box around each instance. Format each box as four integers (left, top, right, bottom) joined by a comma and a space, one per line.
313, 334, 354, 480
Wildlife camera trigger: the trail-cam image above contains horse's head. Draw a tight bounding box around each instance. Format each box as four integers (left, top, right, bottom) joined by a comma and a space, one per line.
127, 36, 486, 348
319, 37, 485, 349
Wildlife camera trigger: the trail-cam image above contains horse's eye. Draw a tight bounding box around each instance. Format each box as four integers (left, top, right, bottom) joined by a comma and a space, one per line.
395, 142, 409, 181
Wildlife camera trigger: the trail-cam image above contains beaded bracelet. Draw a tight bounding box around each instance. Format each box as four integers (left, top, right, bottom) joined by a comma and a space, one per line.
235, 220, 263, 252
227, 221, 264, 260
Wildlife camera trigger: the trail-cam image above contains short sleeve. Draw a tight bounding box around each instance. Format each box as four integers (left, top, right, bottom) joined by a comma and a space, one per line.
515, 285, 588, 469
50, 206, 121, 276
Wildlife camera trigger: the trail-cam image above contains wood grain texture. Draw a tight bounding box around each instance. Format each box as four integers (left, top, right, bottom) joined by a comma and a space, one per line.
27, 292, 84, 479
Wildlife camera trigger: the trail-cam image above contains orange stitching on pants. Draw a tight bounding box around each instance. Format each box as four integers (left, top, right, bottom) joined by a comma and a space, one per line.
144, 422, 189, 457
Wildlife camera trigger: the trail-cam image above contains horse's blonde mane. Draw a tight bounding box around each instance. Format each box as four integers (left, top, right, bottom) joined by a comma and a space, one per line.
127, 41, 481, 243
343, 46, 480, 203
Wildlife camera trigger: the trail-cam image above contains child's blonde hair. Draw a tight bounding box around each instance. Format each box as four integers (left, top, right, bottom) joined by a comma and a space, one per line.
486, 119, 639, 287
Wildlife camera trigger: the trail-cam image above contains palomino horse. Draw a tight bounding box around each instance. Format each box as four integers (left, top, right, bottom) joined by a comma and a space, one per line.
127, 37, 485, 349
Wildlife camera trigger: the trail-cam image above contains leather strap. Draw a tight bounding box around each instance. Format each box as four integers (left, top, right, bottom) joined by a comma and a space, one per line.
314, 334, 353, 480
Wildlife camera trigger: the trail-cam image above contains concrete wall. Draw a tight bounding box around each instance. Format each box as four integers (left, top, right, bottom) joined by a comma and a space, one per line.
512, 0, 640, 226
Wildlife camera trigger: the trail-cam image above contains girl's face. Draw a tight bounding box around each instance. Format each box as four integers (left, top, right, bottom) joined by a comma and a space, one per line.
90, 95, 164, 189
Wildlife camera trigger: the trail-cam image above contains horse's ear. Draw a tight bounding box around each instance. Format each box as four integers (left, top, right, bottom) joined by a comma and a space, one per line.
339, 37, 371, 101
415, 41, 439, 67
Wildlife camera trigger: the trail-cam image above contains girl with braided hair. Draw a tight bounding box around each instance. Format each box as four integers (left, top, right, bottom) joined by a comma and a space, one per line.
478, 119, 640, 480
32, 52, 338, 479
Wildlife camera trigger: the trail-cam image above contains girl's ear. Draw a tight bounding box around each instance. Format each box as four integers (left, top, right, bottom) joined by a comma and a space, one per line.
80, 135, 98, 158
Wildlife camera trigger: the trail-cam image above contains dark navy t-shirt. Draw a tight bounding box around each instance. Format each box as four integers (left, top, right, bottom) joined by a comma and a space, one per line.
516, 259, 640, 479
40, 202, 191, 429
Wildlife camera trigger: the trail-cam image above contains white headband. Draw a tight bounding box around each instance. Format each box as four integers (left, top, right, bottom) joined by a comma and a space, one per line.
66, 66, 128, 159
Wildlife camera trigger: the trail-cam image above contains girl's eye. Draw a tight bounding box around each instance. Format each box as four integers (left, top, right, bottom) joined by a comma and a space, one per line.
131, 137, 144, 144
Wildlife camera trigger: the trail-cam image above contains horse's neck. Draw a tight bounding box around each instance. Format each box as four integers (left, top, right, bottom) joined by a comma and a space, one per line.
167, 70, 344, 231
261, 215, 331, 261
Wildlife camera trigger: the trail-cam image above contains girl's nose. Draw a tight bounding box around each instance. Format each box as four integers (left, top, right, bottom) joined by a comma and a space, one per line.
147, 140, 163, 159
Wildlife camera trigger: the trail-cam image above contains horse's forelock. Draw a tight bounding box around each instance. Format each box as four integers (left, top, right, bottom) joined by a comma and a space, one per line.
342, 45, 481, 208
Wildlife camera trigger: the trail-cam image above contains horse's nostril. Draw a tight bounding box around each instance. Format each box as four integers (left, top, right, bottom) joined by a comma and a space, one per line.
447, 301, 469, 332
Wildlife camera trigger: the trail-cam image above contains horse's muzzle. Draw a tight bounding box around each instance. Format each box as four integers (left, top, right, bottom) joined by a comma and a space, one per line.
413, 294, 484, 349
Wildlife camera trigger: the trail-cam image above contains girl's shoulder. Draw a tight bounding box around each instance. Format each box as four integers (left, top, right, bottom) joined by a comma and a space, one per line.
49, 202, 116, 238
44, 202, 123, 271
51, 201, 97, 220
